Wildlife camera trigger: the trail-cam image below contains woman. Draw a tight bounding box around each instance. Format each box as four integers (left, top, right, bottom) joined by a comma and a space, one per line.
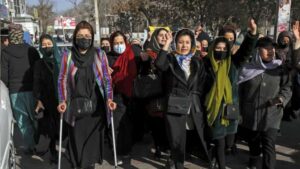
205, 19, 258, 169
1, 29, 40, 154
106, 31, 137, 161
155, 29, 209, 169
57, 21, 116, 169
238, 37, 293, 169
141, 28, 170, 158
33, 34, 61, 163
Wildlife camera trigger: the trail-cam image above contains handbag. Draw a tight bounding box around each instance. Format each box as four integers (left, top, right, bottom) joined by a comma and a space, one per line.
224, 104, 239, 120
133, 66, 163, 98
70, 97, 96, 117
167, 95, 191, 115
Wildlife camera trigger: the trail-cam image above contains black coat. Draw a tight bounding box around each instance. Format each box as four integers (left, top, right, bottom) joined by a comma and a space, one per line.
155, 50, 210, 163
1, 44, 40, 93
33, 60, 59, 137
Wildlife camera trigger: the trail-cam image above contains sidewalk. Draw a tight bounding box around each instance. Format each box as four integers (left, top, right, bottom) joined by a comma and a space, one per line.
14, 119, 300, 169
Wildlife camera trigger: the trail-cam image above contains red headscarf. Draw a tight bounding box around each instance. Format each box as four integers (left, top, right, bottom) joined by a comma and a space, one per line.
112, 44, 137, 97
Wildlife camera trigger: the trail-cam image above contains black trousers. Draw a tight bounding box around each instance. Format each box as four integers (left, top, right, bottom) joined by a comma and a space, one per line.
246, 128, 278, 169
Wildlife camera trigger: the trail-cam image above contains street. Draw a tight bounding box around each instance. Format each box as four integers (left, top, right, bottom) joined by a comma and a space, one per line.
14, 119, 300, 169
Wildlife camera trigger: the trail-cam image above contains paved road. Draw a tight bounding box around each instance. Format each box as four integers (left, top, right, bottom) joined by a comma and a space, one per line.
14, 119, 300, 169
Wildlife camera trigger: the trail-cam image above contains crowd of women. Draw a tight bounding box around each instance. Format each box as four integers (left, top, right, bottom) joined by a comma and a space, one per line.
1, 18, 300, 169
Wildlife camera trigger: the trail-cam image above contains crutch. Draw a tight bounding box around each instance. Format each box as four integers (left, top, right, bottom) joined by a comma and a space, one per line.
110, 110, 118, 168
58, 113, 63, 169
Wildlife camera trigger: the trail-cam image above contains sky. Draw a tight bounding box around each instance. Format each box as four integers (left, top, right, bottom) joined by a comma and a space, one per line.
26, 0, 82, 13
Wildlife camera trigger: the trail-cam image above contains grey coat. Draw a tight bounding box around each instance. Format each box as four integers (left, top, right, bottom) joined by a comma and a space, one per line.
239, 66, 292, 131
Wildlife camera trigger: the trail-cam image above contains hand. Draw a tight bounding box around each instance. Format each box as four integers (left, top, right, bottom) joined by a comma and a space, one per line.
35, 100, 45, 113
140, 52, 149, 61
57, 101, 67, 114
248, 18, 257, 35
293, 20, 300, 40
200, 51, 208, 57
107, 99, 117, 111
267, 97, 283, 107
162, 32, 173, 51
108, 66, 114, 75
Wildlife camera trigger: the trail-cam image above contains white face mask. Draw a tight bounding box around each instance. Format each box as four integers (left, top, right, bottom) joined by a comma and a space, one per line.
113, 44, 126, 54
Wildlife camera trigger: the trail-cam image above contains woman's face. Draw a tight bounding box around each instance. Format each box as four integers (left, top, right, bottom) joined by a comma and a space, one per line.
156, 30, 167, 46
196, 41, 201, 50
224, 32, 235, 42
41, 38, 53, 48
259, 47, 275, 62
101, 40, 110, 47
113, 35, 125, 46
76, 28, 92, 40
176, 35, 192, 55
214, 42, 227, 52
201, 40, 208, 48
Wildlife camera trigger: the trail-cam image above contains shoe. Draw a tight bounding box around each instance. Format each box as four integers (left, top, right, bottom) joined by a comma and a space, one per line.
49, 153, 58, 164
248, 157, 259, 169
165, 158, 176, 169
154, 147, 162, 158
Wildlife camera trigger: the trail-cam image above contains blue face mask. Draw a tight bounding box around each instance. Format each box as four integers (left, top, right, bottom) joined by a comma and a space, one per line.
113, 44, 126, 54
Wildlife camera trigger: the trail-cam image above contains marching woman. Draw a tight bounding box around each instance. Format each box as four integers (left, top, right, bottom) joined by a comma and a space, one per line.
33, 34, 62, 163
57, 21, 116, 169
155, 29, 209, 169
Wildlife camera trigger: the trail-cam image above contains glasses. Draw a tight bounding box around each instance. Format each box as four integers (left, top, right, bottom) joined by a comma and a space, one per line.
76, 34, 92, 39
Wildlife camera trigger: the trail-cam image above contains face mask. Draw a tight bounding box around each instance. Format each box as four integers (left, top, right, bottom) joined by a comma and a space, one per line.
228, 41, 234, 48
42, 47, 54, 57
202, 47, 208, 52
214, 51, 227, 60
101, 46, 110, 53
113, 44, 126, 54
76, 38, 92, 50
280, 43, 288, 48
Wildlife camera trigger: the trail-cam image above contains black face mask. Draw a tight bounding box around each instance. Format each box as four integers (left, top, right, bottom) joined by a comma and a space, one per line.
76, 38, 92, 50
214, 51, 227, 60
280, 43, 288, 48
101, 46, 110, 53
228, 41, 234, 48
42, 47, 54, 57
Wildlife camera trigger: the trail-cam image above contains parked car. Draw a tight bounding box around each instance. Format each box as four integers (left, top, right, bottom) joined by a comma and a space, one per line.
0, 81, 16, 169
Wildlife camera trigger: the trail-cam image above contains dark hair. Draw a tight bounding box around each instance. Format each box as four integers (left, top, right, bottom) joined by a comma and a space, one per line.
72, 21, 94, 48
109, 31, 127, 47
39, 33, 52, 43
101, 37, 110, 43
218, 25, 237, 43
213, 37, 231, 58
175, 29, 195, 48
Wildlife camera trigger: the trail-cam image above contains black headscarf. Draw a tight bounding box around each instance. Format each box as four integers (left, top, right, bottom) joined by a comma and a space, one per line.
71, 46, 96, 98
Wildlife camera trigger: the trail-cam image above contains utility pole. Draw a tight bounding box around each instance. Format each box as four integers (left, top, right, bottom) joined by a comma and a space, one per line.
94, 0, 100, 44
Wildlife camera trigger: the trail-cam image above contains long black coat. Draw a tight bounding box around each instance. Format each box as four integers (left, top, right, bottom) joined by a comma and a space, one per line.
33, 60, 60, 138
155, 50, 209, 164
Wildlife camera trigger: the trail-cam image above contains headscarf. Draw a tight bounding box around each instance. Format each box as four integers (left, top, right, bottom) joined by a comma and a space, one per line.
148, 28, 169, 55
237, 52, 282, 84
276, 31, 293, 63
205, 37, 233, 127
238, 37, 282, 84
112, 44, 137, 97
39, 34, 61, 99
9, 30, 24, 44
173, 29, 197, 77
23, 31, 32, 45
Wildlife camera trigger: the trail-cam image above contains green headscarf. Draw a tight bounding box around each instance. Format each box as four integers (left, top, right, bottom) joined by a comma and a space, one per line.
39, 34, 61, 99
205, 37, 233, 127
